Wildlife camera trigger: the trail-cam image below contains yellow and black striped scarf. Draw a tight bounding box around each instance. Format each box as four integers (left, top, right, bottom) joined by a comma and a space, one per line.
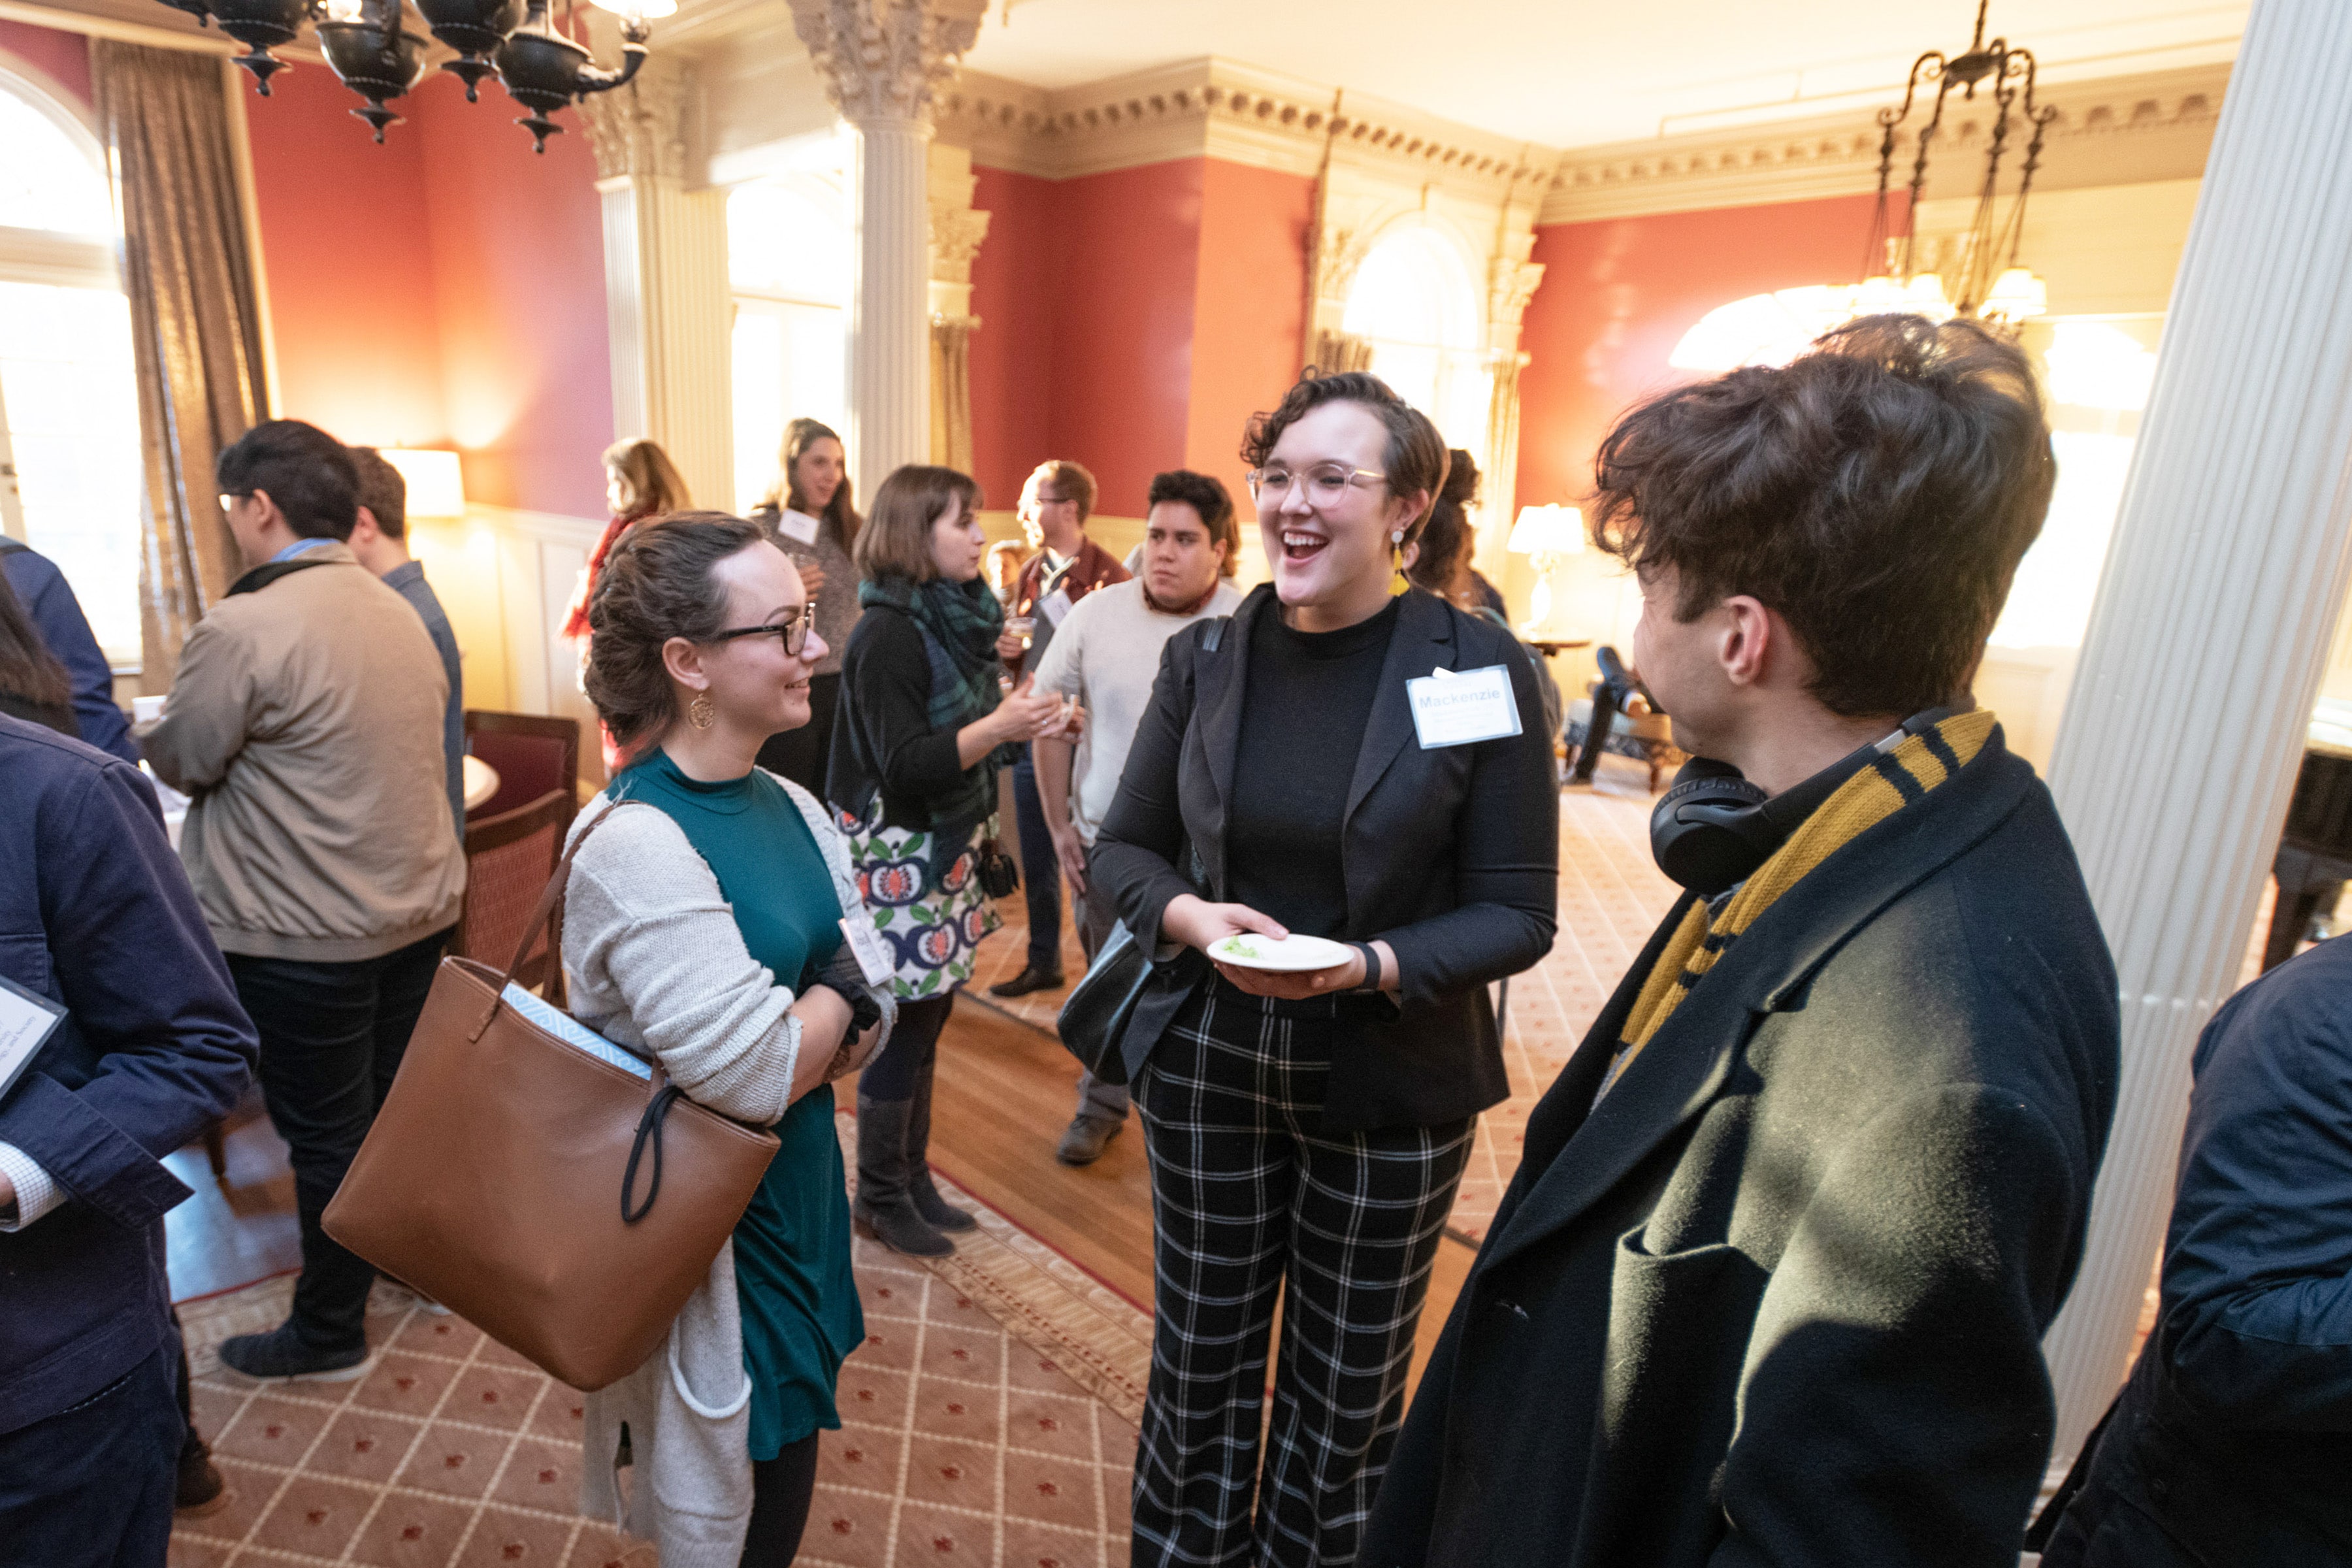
1597, 709, 2000, 1100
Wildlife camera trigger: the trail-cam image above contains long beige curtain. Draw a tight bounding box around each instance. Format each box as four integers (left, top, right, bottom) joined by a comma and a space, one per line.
92, 43, 270, 688
930, 317, 975, 475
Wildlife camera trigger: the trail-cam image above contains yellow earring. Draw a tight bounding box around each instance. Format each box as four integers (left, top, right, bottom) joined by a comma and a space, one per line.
1389, 531, 1410, 597
689, 693, 715, 730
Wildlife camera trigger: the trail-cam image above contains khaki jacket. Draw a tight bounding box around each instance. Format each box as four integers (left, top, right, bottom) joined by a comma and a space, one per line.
144, 543, 465, 961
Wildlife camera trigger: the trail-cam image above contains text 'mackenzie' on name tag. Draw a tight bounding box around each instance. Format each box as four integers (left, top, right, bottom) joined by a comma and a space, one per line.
1407, 664, 1523, 749
774, 508, 821, 546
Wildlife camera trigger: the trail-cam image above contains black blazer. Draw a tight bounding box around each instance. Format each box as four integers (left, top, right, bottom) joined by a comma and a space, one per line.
1090, 585, 1558, 1132
2042, 935, 2352, 1568
1362, 725, 2121, 1568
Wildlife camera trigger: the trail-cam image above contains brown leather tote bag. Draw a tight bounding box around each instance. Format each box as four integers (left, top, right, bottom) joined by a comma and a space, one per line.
324, 804, 782, 1391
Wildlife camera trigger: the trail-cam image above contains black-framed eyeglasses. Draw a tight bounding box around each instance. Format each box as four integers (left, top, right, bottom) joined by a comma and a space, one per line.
711, 603, 817, 657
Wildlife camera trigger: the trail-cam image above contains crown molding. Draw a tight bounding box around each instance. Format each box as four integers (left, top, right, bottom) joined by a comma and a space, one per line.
936, 57, 1556, 193
1539, 60, 2229, 226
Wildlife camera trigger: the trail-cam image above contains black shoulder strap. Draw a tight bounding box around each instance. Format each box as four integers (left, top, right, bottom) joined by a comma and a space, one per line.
226, 557, 338, 597
1200, 617, 1226, 653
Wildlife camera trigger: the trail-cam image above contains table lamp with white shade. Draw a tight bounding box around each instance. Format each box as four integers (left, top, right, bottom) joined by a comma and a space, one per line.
1509, 503, 1584, 637
379, 448, 467, 519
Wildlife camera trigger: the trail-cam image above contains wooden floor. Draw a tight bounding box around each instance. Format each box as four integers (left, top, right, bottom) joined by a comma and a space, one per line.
164, 990, 1476, 1394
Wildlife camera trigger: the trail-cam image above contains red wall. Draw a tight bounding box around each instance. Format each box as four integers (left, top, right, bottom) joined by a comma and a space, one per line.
968, 156, 1311, 519
1514, 193, 1885, 512
0, 19, 89, 107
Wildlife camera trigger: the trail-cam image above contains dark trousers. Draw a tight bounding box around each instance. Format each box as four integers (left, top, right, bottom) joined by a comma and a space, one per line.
1569, 645, 1649, 783
1011, 750, 1063, 974
860, 991, 951, 1104
755, 670, 840, 802
1131, 983, 1474, 1568
739, 1430, 822, 1567
0, 1342, 182, 1568
227, 926, 450, 1351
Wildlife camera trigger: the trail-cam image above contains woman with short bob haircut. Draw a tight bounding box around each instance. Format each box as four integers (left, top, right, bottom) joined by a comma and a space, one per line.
1092, 371, 1560, 1567
826, 466, 1079, 1256
566, 512, 895, 1567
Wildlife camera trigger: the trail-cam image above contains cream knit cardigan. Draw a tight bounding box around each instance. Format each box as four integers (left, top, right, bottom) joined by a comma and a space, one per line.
561, 772, 895, 1568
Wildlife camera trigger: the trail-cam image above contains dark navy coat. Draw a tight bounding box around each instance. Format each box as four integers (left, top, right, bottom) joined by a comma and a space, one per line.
2042, 934, 2352, 1567
0, 715, 256, 1434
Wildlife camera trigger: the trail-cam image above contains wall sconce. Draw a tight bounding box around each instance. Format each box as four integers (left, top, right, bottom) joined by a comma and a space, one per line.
382, 449, 467, 519
1509, 503, 1584, 636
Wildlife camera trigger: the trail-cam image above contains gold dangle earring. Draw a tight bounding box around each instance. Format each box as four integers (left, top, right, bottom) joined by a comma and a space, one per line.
689, 692, 716, 730
1389, 529, 1410, 596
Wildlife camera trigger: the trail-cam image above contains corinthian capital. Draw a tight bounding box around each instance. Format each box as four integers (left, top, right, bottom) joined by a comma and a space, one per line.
787, 0, 987, 127
577, 55, 689, 181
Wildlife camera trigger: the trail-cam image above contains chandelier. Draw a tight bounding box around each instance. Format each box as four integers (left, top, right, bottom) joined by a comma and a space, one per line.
157, 0, 669, 149
1856, 1, 2055, 326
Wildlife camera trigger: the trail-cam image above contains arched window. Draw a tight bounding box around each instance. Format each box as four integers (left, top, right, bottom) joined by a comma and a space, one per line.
1341, 225, 1489, 456
0, 65, 142, 664
727, 176, 849, 514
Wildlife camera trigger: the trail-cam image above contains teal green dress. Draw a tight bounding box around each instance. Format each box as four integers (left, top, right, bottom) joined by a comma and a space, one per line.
613, 750, 866, 1461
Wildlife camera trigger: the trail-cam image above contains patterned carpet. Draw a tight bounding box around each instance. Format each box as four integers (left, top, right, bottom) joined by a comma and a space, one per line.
971, 763, 1681, 1243
171, 1115, 1150, 1568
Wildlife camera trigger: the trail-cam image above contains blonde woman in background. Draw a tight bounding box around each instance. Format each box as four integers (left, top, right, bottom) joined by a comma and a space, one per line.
566, 438, 693, 772
751, 419, 861, 796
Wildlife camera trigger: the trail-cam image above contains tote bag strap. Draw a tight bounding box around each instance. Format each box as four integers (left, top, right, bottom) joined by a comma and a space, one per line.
468, 799, 645, 1043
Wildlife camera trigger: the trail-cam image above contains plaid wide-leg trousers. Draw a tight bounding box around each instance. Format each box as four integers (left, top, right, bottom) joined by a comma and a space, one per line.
1130, 983, 1475, 1568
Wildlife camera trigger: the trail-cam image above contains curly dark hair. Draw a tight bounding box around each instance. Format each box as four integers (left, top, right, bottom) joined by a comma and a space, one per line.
584, 511, 769, 756
1240, 370, 1450, 540
1407, 448, 1480, 599
1590, 313, 2055, 717
1145, 468, 1240, 576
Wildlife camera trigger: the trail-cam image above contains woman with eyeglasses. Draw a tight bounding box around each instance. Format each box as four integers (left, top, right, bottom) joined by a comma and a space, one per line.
565, 512, 895, 1567
826, 465, 1082, 1256
1091, 371, 1560, 1568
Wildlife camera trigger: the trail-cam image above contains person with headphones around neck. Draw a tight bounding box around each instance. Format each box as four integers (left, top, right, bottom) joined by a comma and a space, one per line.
1361, 316, 2121, 1568
1091, 372, 1558, 1568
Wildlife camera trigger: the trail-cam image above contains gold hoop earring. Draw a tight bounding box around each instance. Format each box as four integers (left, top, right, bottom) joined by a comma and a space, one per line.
688, 693, 715, 730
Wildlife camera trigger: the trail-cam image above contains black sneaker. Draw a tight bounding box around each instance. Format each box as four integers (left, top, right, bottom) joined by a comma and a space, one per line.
216, 1324, 371, 1384
988, 967, 1064, 998
176, 1439, 229, 1516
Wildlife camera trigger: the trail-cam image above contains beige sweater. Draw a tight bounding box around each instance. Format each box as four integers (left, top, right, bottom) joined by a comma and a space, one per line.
563, 777, 895, 1568
143, 544, 465, 960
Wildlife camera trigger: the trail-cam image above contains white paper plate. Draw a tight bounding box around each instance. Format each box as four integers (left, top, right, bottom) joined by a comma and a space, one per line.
1207, 933, 1354, 973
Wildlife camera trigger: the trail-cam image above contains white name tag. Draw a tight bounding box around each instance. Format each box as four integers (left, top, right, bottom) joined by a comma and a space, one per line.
840, 915, 895, 987
774, 508, 821, 546
1406, 664, 1523, 748
1040, 586, 1074, 628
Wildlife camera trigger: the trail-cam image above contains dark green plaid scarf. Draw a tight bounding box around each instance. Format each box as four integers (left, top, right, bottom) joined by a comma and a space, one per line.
858, 574, 1016, 836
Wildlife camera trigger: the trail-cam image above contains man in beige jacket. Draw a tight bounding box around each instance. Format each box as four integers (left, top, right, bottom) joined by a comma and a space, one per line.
145, 419, 465, 1382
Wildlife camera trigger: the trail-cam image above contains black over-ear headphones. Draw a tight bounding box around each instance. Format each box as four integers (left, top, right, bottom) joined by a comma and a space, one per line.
1648, 709, 1955, 896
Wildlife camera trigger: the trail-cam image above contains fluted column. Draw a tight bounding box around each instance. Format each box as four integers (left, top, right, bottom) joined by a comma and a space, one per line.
580, 57, 733, 510
2038, 0, 2352, 1469
788, 0, 985, 501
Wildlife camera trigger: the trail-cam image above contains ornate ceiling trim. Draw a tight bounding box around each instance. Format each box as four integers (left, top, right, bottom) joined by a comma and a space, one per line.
1538, 61, 2229, 225
936, 57, 1555, 195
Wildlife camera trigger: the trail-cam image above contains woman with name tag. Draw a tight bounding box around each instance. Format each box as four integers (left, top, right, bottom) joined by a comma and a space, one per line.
1090, 371, 1560, 1568
752, 418, 862, 798
825, 465, 1083, 1258
565, 512, 896, 1568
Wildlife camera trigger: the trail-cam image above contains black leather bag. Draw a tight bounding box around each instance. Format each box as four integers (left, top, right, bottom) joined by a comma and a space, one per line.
1055, 918, 1151, 1086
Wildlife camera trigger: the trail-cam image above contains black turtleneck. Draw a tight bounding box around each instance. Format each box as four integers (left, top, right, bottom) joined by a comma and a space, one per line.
1227, 596, 1401, 938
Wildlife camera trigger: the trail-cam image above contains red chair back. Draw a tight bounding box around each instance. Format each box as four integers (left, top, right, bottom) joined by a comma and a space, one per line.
452, 789, 571, 992
465, 711, 580, 838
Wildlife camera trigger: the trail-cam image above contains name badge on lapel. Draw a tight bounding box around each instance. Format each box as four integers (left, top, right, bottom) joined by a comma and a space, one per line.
1406, 664, 1522, 749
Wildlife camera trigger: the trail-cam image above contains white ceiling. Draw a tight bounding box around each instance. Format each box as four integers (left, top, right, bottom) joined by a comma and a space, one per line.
961, 0, 2247, 151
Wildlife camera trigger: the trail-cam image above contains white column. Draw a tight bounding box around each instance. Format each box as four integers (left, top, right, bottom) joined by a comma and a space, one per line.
788, 0, 985, 501
2038, 0, 2352, 1466
849, 118, 936, 499
581, 60, 734, 511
